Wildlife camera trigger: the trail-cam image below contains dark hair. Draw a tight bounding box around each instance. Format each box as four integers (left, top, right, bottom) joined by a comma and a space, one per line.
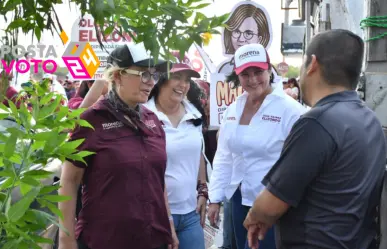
288, 78, 301, 101
148, 74, 208, 128
226, 63, 273, 89
75, 80, 94, 98
304, 29, 364, 90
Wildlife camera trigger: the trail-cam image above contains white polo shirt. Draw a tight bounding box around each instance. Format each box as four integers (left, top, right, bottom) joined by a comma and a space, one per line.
209, 86, 306, 207
145, 98, 203, 214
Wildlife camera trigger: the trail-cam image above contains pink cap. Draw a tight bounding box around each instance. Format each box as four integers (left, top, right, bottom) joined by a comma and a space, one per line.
170, 51, 201, 78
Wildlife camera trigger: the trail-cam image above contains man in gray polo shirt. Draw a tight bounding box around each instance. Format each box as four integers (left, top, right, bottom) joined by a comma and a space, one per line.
242, 29, 386, 249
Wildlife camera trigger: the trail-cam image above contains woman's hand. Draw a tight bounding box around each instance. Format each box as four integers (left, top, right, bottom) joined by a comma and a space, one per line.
196, 196, 207, 228
168, 221, 179, 249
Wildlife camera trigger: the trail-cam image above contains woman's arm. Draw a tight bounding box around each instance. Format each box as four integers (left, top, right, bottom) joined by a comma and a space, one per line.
197, 154, 207, 184
58, 161, 85, 244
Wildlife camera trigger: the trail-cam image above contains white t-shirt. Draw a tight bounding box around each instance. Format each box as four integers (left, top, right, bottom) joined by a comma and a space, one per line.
144, 98, 203, 214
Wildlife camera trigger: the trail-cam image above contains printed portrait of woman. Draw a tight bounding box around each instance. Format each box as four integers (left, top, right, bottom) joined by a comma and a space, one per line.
224, 3, 271, 54
218, 2, 273, 74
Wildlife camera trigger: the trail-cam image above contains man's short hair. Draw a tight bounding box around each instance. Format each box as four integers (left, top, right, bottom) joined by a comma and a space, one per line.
305, 29, 364, 90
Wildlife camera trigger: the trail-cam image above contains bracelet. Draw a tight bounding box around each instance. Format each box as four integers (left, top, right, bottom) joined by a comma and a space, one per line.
197, 181, 209, 200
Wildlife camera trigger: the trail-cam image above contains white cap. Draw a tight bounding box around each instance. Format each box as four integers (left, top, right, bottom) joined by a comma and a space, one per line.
43, 73, 53, 79
234, 43, 271, 75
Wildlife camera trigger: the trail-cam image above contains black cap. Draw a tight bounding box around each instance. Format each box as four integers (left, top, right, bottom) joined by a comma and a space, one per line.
107, 43, 169, 72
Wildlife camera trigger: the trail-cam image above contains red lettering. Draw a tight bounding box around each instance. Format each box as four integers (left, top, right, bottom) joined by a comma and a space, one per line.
43, 60, 57, 73
1, 60, 14, 74
89, 30, 97, 42
30, 59, 42, 73
87, 19, 93, 27
79, 19, 87, 27
16, 60, 30, 73
79, 30, 88, 42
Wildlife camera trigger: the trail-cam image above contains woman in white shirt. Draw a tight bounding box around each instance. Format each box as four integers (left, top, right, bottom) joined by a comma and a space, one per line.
207, 44, 305, 249
145, 52, 208, 249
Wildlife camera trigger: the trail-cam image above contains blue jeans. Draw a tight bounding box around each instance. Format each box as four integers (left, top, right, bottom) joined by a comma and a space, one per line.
231, 188, 276, 249
172, 210, 205, 249
221, 200, 237, 249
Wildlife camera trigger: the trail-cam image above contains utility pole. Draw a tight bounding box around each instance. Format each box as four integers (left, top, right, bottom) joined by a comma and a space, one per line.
363, 1, 387, 249
318, 2, 331, 32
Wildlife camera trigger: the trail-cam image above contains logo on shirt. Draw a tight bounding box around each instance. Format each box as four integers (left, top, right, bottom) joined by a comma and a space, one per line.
262, 114, 281, 123
144, 119, 156, 129
102, 121, 124, 130
227, 116, 236, 121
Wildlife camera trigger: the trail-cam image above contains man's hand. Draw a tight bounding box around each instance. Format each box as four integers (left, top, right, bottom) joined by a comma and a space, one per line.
243, 209, 269, 249
196, 196, 207, 227
207, 203, 221, 228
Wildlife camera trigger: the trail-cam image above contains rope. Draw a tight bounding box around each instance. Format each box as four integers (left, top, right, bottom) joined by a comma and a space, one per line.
360, 16, 387, 41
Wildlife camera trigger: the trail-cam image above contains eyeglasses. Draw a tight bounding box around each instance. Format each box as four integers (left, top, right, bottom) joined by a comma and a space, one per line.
122, 69, 160, 83
232, 30, 258, 40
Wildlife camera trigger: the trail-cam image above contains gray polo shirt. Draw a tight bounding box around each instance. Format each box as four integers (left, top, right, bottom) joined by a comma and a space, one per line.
263, 91, 386, 249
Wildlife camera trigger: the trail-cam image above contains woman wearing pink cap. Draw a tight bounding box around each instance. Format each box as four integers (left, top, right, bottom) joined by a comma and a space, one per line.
207, 44, 305, 249
145, 52, 209, 249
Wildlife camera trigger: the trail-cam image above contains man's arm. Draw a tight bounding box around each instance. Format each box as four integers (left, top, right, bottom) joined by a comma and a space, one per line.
245, 118, 336, 227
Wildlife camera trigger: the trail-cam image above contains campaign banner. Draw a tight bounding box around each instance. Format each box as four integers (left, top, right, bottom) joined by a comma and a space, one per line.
210, 73, 244, 126
70, 15, 134, 80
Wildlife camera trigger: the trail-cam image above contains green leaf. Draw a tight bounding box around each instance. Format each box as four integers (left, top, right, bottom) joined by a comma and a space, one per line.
39, 92, 55, 105
39, 184, 60, 195
44, 201, 64, 220
42, 194, 71, 202
20, 183, 33, 196
103, 25, 115, 36
7, 18, 28, 30
160, 5, 187, 22
7, 99, 19, 118
107, 0, 115, 9
56, 139, 84, 155
5, 223, 32, 240
0, 213, 7, 222
7, 187, 41, 222
68, 108, 87, 119
30, 234, 54, 244
191, 3, 211, 9
30, 209, 68, 235
4, 132, 17, 158
0, 113, 9, 120
0, 169, 15, 177
78, 119, 94, 129
38, 96, 61, 120
1, 177, 15, 190
23, 169, 53, 179
56, 106, 68, 121
20, 176, 41, 186
0, 102, 10, 112
33, 131, 55, 141
34, 27, 41, 41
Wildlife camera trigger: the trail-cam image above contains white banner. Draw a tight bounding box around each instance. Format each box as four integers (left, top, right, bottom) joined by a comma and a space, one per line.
70, 15, 134, 80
